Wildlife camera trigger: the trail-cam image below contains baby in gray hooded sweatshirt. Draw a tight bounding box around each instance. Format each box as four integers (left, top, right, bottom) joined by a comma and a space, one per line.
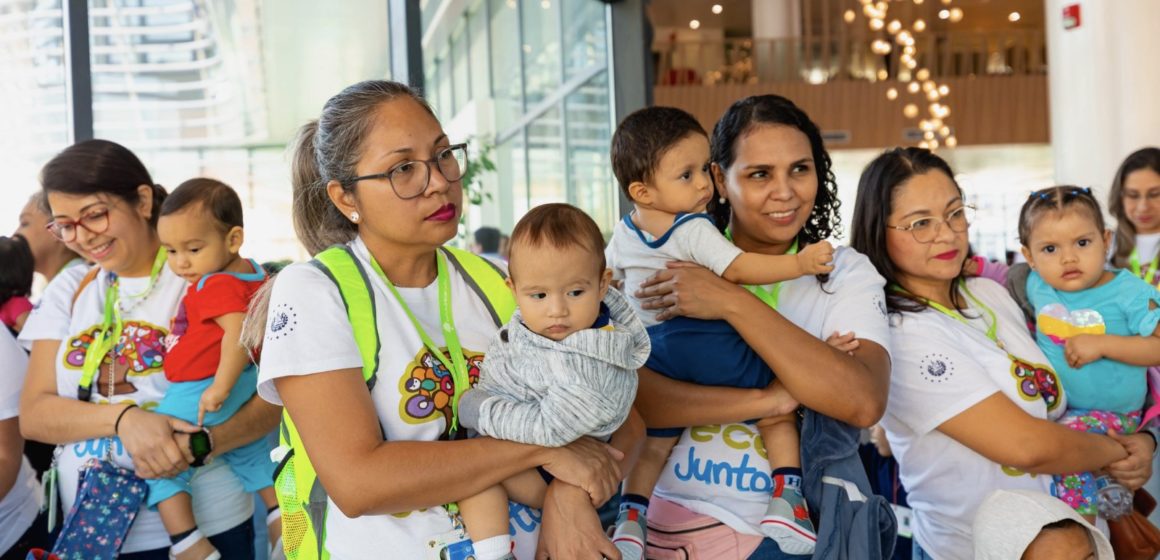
456, 203, 651, 560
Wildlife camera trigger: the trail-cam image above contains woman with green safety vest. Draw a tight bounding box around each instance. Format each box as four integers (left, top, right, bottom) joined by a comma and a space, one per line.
1108, 147, 1160, 290
247, 80, 641, 560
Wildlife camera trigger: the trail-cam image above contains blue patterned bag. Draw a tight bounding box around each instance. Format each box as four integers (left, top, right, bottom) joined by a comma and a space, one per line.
26, 458, 149, 560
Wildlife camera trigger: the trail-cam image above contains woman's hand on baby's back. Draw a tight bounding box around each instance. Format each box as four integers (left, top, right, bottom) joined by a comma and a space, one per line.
539, 437, 623, 507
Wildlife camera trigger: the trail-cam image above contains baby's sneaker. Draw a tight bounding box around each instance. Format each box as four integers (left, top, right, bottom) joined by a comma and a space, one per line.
760, 479, 817, 555
611, 507, 647, 560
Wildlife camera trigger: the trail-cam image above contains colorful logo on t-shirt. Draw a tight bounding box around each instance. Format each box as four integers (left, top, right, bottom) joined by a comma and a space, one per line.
1010, 357, 1061, 412
164, 301, 190, 352
64, 320, 167, 376
1036, 303, 1105, 346
398, 347, 485, 439
919, 353, 954, 383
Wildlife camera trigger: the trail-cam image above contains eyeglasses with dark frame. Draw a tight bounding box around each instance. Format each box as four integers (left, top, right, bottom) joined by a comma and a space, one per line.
46, 207, 111, 243
342, 143, 468, 200
887, 205, 976, 244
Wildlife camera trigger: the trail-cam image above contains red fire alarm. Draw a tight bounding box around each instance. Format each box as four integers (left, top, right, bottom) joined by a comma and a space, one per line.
1063, 4, 1081, 29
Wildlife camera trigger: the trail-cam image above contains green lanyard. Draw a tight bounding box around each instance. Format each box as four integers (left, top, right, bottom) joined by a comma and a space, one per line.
1129, 248, 1159, 285
895, 279, 1004, 350
368, 250, 471, 436
723, 228, 798, 309
78, 249, 167, 401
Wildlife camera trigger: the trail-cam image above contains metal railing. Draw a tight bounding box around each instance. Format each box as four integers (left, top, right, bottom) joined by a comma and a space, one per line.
655, 29, 1046, 86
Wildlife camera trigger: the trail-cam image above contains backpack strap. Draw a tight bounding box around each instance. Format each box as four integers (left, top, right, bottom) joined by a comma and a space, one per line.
310, 245, 381, 390
441, 246, 516, 327
69, 266, 101, 314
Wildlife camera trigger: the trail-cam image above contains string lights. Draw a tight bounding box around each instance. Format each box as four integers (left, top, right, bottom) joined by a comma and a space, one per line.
849, 0, 961, 150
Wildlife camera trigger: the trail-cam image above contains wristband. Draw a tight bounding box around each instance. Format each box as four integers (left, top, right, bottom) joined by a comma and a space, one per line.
1145, 428, 1159, 457
114, 404, 138, 435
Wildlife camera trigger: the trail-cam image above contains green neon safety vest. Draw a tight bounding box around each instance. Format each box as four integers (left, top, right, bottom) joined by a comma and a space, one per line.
272, 244, 515, 560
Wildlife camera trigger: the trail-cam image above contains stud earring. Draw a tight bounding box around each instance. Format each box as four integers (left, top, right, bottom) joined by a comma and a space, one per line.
350, 211, 360, 223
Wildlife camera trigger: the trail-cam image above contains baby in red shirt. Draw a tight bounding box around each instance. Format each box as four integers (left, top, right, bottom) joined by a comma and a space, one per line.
155, 178, 279, 560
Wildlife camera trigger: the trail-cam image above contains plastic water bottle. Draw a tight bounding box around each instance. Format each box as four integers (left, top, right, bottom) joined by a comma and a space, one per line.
1096, 476, 1134, 520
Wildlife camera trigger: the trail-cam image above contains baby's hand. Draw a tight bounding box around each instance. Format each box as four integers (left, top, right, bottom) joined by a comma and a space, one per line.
825, 331, 859, 355
796, 241, 835, 276
197, 383, 230, 426
1065, 334, 1104, 369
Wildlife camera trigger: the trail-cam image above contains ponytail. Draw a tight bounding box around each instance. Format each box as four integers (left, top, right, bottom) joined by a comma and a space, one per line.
291, 120, 357, 256
240, 278, 275, 358
246, 80, 434, 350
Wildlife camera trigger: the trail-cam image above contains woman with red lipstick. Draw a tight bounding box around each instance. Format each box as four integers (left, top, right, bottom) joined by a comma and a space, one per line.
246, 80, 639, 560
849, 147, 1155, 560
18, 140, 278, 558
630, 95, 895, 559
1109, 147, 1160, 290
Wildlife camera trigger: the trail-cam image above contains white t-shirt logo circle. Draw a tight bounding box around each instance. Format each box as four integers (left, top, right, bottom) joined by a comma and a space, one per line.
920, 353, 954, 383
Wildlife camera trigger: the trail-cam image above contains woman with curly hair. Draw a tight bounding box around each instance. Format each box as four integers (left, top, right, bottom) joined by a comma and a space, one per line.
630, 94, 895, 559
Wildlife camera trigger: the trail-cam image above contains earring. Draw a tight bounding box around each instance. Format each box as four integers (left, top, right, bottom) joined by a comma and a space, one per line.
350, 211, 360, 223
718, 196, 727, 205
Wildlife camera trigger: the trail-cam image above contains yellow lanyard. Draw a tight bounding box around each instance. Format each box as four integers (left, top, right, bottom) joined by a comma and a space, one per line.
367, 251, 471, 436
894, 280, 1004, 351
1129, 248, 1159, 286
78, 249, 167, 401
723, 229, 798, 309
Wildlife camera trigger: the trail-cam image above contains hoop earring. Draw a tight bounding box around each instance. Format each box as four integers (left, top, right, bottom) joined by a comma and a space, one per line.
350, 211, 360, 223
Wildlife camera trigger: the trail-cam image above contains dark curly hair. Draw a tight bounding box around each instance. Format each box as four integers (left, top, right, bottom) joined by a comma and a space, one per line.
707, 94, 841, 246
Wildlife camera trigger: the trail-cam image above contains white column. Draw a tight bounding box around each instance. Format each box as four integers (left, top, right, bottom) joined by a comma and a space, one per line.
752, 0, 801, 82
1045, 0, 1160, 200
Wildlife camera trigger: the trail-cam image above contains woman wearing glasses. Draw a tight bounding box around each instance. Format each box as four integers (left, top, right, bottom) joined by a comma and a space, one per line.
18, 140, 279, 559
849, 147, 1155, 560
1109, 147, 1160, 289
244, 80, 639, 560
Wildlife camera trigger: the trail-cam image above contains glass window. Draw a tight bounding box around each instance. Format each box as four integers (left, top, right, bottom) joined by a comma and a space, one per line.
0, 0, 70, 233
565, 70, 616, 233
526, 105, 564, 208
468, 1, 490, 101
562, 0, 607, 79
83, 0, 393, 261
489, 0, 523, 131
451, 19, 470, 114
495, 131, 528, 230
520, 0, 562, 108
88, 0, 269, 146
424, 49, 440, 113
436, 44, 453, 120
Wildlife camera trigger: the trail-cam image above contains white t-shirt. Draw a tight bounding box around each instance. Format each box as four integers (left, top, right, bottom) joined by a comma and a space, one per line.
652, 246, 893, 535
19, 264, 253, 553
20, 262, 91, 351
257, 237, 540, 560
606, 213, 744, 327
1136, 232, 1160, 273
0, 327, 39, 554
881, 278, 1064, 560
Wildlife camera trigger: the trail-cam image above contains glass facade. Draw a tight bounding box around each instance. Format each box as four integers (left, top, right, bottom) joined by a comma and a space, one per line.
1, 0, 395, 262
429, 0, 618, 237
0, 0, 70, 226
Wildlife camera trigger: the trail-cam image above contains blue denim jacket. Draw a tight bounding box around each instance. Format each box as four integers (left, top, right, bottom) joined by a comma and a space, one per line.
801, 410, 898, 559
